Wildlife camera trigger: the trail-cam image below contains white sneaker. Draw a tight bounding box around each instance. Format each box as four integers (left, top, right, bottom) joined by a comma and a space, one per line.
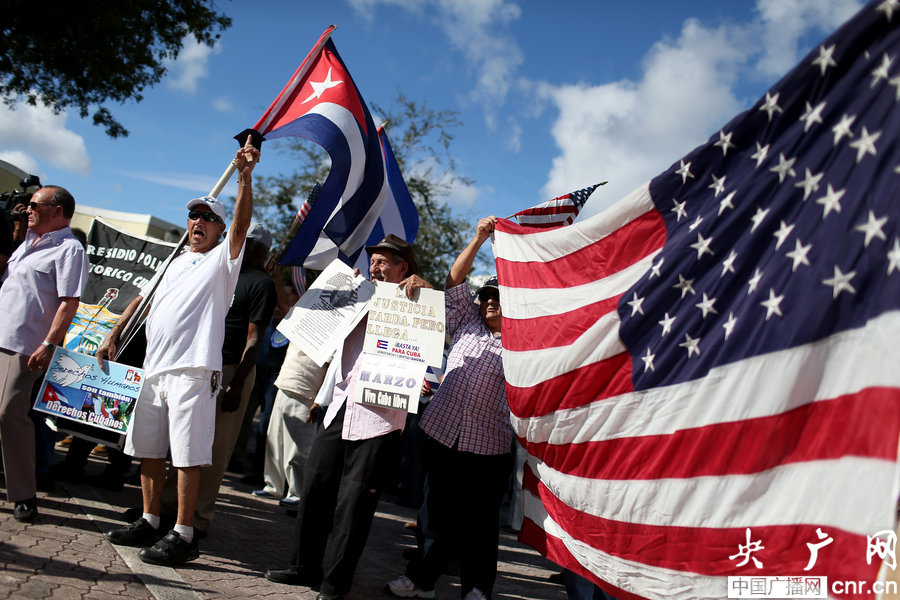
463, 588, 488, 600
385, 575, 435, 598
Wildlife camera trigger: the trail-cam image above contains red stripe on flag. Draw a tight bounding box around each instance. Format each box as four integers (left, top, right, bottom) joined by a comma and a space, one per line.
506, 352, 633, 419
512, 218, 573, 230
517, 204, 577, 218
502, 295, 622, 352
519, 519, 648, 600
495, 210, 666, 289
522, 466, 879, 591
521, 388, 900, 480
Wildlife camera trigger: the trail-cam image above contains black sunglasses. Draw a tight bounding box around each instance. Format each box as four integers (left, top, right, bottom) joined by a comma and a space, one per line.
478, 290, 500, 303
188, 210, 222, 224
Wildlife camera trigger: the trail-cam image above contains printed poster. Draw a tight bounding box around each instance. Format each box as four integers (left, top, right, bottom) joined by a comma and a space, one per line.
352, 353, 428, 415
65, 218, 176, 354
362, 281, 446, 368
33, 347, 143, 435
277, 259, 375, 366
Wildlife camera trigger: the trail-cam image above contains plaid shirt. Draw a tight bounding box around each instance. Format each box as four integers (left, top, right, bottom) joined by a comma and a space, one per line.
420, 283, 512, 455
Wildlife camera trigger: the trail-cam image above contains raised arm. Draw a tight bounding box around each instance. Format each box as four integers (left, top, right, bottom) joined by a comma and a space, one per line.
229, 135, 260, 260
446, 216, 496, 288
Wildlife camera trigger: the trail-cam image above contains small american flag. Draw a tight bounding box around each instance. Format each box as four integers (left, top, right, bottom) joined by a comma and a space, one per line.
291, 266, 306, 296
512, 183, 604, 228
493, 2, 900, 599
296, 181, 321, 228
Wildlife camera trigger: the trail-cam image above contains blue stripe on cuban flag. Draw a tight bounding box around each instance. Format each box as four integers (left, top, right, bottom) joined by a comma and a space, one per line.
352, 126, 420, 274
251, 29, 390, 269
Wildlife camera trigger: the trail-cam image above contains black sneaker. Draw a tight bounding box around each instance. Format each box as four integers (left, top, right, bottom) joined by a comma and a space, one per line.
106, 518, 161, 547
13, 497, 37, 522
138, 530, 199, 566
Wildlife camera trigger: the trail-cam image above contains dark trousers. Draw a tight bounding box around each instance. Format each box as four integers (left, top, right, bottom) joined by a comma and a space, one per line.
290, 405, 401, 597
406, 437, 511, 599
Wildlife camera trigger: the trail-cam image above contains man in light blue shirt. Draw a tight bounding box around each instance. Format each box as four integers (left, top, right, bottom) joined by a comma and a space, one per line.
0, 185, 89, 523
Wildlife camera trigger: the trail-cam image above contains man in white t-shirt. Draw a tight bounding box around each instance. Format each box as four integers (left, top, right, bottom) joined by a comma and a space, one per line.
95, 136, 259, 566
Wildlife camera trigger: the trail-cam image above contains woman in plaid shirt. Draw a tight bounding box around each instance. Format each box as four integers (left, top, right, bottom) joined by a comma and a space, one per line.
387, 216, 513, 600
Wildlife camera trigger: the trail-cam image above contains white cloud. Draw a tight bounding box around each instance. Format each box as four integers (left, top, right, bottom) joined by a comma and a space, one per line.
348, 0, 523, 129
405, 154, 482, 208
435, 0, 523, 116
213, 97, 234, 113
754, 0, 863, 76
538, 0, 862, 217
444, 176, 482, 207
165, 35, 221, 93
115, 169, 217, 194
0, 99, 90, 176
0, 151, 39, 178
537, 18, 749, 215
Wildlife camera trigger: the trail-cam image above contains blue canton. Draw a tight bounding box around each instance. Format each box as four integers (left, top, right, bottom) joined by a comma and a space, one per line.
620, 0, 900, 390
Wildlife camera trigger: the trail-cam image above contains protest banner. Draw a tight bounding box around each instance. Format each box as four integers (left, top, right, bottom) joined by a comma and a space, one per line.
353, 353, 427, 414
33, 347, 143, 436
362, 281, 446, 368
277, 259, 375, 366
64, 218, 176, 354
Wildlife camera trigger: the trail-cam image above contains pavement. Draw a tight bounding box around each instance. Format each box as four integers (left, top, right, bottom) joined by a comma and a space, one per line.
0, 446, 567, 600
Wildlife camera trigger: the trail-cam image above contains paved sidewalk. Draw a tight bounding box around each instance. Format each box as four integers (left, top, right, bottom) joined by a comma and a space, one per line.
0, 450, 566, 600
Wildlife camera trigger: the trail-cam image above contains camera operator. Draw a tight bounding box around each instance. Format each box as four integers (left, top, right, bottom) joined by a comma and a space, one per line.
1, 176, 41, 280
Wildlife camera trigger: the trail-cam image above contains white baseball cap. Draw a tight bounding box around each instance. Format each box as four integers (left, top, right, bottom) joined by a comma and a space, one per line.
186, 195, 227, 223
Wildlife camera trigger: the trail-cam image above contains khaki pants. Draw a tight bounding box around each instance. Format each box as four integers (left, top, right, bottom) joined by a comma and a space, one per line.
160, 363, 256, 530
261, 388, 317, 499
0, 349, 42, 503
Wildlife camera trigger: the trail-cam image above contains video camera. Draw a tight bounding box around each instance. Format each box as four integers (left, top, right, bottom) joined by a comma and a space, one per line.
2, 175, 42, 218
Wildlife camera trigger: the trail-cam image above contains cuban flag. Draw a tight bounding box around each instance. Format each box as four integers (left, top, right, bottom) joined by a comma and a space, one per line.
352, 125, 419, 274
252, 26, 402, 269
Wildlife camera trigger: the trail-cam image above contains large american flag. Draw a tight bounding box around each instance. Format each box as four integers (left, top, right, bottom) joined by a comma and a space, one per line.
493, 2, 900, 599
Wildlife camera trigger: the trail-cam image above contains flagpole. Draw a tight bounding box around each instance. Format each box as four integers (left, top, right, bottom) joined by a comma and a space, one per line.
113, 160, 239, 360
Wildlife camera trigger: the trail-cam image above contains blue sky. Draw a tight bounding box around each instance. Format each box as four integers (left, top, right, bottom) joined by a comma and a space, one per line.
0, 0, 864, 234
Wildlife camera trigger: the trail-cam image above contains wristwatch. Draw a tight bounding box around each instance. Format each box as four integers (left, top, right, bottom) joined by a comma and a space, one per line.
41, 341, 55, 351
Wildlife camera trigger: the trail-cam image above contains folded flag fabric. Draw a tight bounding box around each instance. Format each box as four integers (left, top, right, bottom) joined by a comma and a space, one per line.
492, 2, 900, 599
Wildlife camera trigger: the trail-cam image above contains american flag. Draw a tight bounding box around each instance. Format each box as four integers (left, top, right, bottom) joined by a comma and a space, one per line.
512, 183, 604, 228
492, 3, 900, 599
291, 266, 306, 296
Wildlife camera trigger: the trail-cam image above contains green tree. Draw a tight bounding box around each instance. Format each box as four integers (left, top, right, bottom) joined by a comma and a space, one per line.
250, 92, 474, 288
0, 0, 231, 138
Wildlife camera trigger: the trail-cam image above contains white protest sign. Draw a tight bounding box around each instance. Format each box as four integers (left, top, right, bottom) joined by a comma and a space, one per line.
352, 353, 428, 415
277, 260, 375, 366
362, 281, 446, 368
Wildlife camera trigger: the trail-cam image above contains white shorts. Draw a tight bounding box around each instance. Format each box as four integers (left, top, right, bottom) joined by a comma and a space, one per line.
124, 368, 219, 468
